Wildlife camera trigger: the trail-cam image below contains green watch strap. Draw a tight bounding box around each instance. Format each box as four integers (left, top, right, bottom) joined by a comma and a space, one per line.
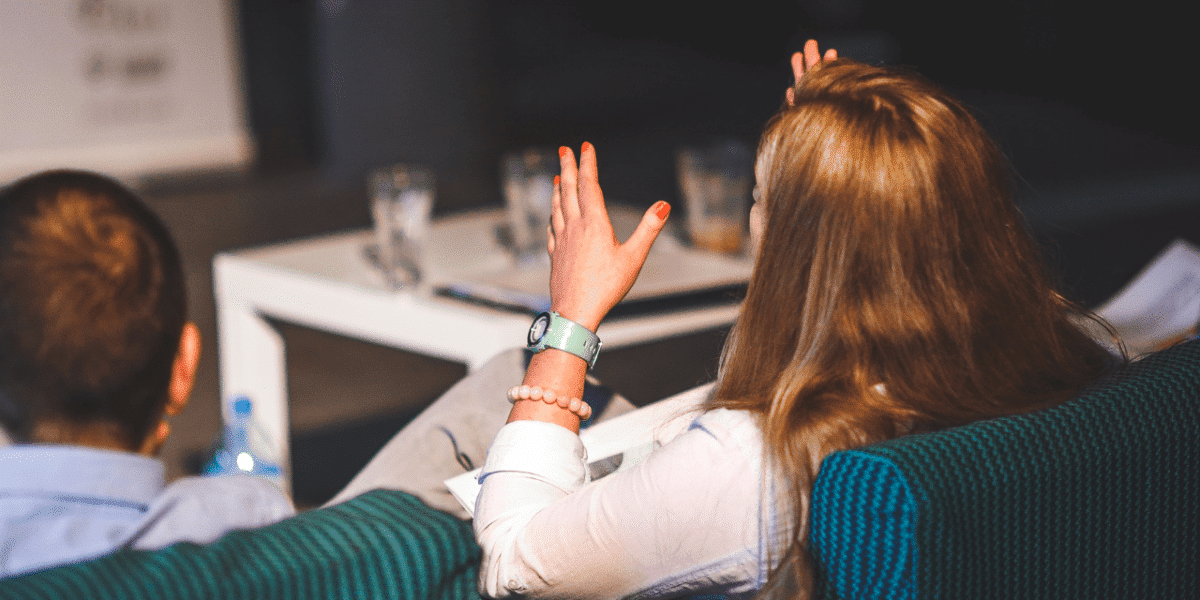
527, 311, 602, 369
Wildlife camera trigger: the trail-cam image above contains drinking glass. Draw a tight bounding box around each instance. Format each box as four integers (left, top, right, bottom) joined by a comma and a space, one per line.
370, 163, 434, 289
676, 141, 753, 254
501, 148, 558, 265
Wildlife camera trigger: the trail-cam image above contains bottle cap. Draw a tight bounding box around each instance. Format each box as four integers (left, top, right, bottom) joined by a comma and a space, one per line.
233, 396, 252, 416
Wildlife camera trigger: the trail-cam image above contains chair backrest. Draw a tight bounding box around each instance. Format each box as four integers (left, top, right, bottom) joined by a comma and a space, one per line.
809, 339, 1200, 600
0, 489, 481, 600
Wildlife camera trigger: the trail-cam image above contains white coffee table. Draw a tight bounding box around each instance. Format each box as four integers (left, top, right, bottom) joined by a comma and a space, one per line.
213, 207, 753, 491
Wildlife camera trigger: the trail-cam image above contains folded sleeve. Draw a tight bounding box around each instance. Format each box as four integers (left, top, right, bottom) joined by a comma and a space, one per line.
478, 420, 589, 492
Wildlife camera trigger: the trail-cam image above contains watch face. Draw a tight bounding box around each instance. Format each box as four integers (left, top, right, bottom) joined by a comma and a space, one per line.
528, 313, 550, 346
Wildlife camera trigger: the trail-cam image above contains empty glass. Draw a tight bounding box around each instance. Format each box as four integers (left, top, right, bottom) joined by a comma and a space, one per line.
370, 164, 434, 289
502, 148, 558, 265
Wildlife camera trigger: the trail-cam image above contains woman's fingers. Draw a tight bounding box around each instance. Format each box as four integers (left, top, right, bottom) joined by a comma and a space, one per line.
575, 142, 608, 218
803, 39, 822, 75
795, 39, 835, 83
550, 174, 565, 233
553, 142, 608, 221
788, 40, 837, 105
788, 39, 822, 87
548, 174, 562, 257
623, 201, 671, 264
557, 146, 581, 221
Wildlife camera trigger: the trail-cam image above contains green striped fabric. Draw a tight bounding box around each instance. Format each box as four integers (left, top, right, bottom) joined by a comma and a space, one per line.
811, 338, 1200, 599
0, 489, 482, 600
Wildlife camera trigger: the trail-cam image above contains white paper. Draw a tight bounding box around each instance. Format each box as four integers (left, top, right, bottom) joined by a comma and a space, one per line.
1093, 239, 1200, 356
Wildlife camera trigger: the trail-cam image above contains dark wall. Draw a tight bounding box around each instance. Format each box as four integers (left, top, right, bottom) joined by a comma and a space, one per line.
238, 1, 1197, 213
851, 0, 1196, 152
239, 1, 496, 212
312, 2, 494, 212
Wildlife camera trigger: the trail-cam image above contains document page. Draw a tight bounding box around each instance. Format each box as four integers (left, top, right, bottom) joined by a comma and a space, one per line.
1093, 238, 1200, 356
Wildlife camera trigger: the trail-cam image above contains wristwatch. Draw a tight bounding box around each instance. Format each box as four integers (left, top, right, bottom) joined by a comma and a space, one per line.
527, 311, 602, 369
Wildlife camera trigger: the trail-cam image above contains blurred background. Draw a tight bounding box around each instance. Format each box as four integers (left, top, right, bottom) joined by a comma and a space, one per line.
3, 0, 1197, 507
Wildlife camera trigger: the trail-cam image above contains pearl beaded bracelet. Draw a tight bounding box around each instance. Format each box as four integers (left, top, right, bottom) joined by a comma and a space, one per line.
507, 385, 592, 420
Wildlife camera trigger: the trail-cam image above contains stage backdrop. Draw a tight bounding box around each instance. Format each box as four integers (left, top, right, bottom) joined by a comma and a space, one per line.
0, 0, 251, 183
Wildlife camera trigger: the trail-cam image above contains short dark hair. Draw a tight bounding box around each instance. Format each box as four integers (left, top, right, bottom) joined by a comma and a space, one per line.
0, 170, 186, 449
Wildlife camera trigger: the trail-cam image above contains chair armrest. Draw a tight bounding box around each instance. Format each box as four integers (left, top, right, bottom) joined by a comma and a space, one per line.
0, 490, 481, 600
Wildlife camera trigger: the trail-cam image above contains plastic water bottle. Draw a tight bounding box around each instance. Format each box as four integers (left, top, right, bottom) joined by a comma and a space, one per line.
202, 395, 283, 486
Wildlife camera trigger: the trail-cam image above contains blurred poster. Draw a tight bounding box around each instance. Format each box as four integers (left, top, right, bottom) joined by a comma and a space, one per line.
0, 0, 251, 182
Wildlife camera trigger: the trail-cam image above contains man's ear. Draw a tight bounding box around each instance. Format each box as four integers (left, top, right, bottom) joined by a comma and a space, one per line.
139, 323, 202, 456
168, 322, 201, 415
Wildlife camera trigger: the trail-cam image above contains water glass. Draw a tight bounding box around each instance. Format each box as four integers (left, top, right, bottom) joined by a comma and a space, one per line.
676, 141, 753, 253
370, 164, 434, 289
502, 148, 558, 264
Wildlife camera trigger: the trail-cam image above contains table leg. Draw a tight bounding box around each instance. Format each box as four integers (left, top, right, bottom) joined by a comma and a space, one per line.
214, 259, 292, 494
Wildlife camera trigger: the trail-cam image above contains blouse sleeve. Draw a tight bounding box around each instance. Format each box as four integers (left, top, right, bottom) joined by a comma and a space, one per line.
473, 411, 765, 599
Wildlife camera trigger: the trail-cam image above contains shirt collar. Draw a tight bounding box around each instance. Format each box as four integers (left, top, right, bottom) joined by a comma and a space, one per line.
0, 444, 164, 505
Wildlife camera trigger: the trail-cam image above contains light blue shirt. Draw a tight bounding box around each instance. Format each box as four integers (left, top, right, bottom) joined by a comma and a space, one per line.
0, 444, 295, 578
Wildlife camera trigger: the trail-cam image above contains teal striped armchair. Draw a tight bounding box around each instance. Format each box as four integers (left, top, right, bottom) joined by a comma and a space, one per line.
810, 338, 1200, 599
0, 490, 482, 600
2, 340, 1196, 599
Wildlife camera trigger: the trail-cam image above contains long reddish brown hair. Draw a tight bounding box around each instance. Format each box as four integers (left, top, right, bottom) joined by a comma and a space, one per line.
710, 60, 1115, 597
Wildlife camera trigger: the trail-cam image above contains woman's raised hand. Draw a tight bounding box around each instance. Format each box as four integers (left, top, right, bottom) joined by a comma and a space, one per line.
786, 39, 838, 105
547, 143, 670, 332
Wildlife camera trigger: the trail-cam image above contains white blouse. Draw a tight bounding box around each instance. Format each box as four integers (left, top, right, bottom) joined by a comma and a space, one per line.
474, 404, 788, 599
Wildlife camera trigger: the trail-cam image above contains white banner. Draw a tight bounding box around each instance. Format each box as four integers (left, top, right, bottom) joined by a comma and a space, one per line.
0, 0, 252, 183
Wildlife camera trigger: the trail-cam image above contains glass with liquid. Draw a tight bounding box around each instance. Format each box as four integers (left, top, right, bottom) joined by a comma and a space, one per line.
676, 141, 752, 254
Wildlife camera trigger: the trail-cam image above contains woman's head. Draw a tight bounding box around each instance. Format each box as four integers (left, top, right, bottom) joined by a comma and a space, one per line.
731, 59, 1107, 424
751, 59, 1014, 287
755, 58, 1018, 358
716, 59, 1113, 596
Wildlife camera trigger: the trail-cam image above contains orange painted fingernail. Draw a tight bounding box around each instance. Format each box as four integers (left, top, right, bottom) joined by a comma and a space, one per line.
553, 175, 560, 187
559, 147, 568, 158
581, 141, 593, 153
655, 201, 670, 220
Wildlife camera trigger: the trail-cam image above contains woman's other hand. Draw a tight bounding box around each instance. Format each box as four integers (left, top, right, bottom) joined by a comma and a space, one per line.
786, 39, 838, 105
547, 143, 670, 331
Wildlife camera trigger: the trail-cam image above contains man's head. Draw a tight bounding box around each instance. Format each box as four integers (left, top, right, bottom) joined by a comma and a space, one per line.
0, 170, 198, 453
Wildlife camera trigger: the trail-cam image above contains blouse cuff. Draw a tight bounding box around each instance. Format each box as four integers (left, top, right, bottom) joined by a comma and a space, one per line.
479, 420, 588, 492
